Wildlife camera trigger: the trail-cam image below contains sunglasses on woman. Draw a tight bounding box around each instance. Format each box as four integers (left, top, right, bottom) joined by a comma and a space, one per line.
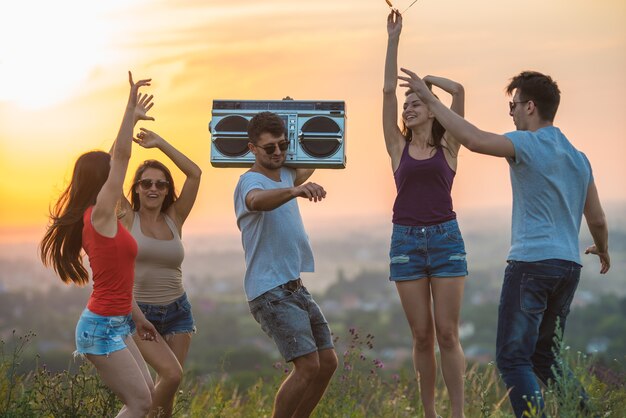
136, 179, 170, 190
257, 141, 290, 155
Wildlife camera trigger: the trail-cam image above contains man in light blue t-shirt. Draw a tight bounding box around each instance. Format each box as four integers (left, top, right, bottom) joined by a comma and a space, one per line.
399, 69, 610, 417
234, 111, 337, 418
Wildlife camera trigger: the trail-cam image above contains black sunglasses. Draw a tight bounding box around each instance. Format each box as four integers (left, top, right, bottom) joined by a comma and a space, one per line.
136, 179, 170, 190
509, 100, 531, 112
257, 141, 290, 155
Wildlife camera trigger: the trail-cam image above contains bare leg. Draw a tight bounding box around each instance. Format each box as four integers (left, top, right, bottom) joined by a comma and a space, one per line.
133, 333, 186, 418
432, 276, 466, 418
396, 279, 438, 418
272, 351, 321, 418
165, 332, 192, 368
291, 348, 337, 417
86, 341, 153, 418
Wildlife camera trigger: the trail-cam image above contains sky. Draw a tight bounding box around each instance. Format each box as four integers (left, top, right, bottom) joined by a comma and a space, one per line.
1, 0, 625, 244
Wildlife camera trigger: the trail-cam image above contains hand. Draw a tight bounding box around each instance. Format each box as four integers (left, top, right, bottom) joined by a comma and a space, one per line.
398, 68, 433, 100
292, 182, 327, 202
135, 319, 159, 342
128, 71, 153, 113
134, 128, 164, 149
387, 9, 402, 38
585, 245, 610, 274
134, 93, 155, 123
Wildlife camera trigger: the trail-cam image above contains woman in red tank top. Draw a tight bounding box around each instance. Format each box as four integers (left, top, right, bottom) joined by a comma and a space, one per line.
383, 9, 468, 418
40, 72, 159, 418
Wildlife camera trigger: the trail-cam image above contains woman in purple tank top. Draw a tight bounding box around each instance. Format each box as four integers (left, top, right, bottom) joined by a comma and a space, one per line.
383, 10, 468, 418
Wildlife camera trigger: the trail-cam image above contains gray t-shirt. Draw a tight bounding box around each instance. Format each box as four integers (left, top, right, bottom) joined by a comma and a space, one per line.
234, 167, 314, 301
504, 126, 592, 264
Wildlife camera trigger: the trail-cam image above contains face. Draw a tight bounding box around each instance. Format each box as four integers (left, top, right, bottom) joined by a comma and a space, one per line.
135, 167, 169, 210
250, 132, 288, 170
509, 90, 529, 130
402, 92, 432, 128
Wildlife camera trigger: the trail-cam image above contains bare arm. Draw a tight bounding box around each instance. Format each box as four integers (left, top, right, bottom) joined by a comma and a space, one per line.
399, 68, 515, 158
92, 73, 153, 237
382, 10, 405, 168
294, 168, 315, 186
134, 128, 202, 228
131, 297, 158, 342
583, 180, 610, 273
246, 182, 326, 212
423, 75, 465, 155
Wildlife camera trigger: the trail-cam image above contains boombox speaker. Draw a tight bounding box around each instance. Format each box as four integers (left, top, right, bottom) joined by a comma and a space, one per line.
209, 99, 346, 168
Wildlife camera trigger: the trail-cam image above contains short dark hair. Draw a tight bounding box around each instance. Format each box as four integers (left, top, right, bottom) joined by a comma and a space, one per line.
506, 71, 561, 122
247, 111, 286, 144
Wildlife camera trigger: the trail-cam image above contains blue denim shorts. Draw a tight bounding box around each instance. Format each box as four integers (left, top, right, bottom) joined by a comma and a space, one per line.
248, 284, 334, 362
75, 308, 132, 356
389, 219, 468, 281
130, 293, 196, 337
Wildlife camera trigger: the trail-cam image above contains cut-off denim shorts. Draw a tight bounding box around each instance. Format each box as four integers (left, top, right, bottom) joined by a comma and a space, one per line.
75, 308, 133, 357
130, 292, 196, 338
248, 283, 334, 362
389, 219, 468, 281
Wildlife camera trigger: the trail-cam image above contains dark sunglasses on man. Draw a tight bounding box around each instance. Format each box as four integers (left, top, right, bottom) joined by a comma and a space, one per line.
256, 141, 290, 155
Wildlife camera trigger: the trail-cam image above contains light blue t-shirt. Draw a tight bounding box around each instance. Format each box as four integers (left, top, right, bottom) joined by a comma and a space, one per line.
234, 167, 314, 301
504, 126, 592, 264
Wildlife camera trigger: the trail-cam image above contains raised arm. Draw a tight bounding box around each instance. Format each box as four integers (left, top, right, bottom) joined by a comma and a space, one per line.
246, 182, 326, 212
423, 75, 465, 154
583, 180, 610, 274
113, 92, 155, 228
134, 128, 202, 228
399, 68, 515, 158
92, 72, 152, 237
382, 10, 405, 168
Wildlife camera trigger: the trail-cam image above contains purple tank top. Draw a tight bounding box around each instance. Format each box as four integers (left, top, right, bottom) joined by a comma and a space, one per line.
392, 144, 456, 226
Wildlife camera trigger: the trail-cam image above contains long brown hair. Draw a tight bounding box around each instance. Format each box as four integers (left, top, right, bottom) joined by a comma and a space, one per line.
401, 90, 446, 149
39, 151, 111, 285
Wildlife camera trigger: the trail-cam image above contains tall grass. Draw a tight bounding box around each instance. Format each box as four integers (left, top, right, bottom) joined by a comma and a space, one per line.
1, 330, 624, 417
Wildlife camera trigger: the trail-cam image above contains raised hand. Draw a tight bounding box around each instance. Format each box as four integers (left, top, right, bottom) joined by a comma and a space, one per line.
134, 128, 163, 149
134, 93, 155, 123
128, 71, 154, 123
387, 9, 402, 38
585, 245, 610, 274
398, 68, 431, 99
292, 182, 327, 202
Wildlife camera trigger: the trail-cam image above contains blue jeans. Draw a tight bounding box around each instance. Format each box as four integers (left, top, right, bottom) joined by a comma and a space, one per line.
496, 259, 585, 417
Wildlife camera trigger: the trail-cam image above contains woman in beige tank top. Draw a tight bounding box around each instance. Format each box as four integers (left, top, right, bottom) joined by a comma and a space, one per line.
119, 128, 201, 418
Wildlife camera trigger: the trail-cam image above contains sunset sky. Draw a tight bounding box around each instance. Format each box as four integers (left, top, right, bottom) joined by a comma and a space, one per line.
1, 0, 625, 244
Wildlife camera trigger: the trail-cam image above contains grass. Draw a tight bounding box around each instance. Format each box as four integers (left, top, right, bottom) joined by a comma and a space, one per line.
1, 330, 624, 417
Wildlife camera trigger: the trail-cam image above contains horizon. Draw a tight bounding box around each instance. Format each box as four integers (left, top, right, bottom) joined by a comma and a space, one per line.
1, 0, 625, 243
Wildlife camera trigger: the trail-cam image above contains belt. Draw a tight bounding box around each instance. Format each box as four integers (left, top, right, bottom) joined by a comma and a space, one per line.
279, 278, 303, 292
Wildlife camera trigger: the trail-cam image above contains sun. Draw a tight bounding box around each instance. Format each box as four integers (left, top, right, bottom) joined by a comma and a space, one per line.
0, 1, 127, 110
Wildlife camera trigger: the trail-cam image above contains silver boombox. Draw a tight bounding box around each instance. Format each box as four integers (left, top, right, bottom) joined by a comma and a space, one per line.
209, 99, 346, 168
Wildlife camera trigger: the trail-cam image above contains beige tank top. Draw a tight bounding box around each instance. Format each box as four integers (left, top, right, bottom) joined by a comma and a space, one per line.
131, 212, 185, 304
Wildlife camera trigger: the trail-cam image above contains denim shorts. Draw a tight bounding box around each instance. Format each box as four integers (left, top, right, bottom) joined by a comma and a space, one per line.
130, 293, 196, 337
75, 308, 132, 356
248, 284, 334, 362
389, 219, 468, 281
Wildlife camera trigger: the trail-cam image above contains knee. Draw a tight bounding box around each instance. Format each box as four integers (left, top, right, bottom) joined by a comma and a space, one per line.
160, 364, 183, 388
436, 328, 460, 350
319, 351, 338, 378
412, 330, 434, 352
294, 356, 321, 381
130, 388, 153, 415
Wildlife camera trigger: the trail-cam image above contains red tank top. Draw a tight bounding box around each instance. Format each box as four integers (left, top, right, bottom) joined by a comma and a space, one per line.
82, 206, 137, 316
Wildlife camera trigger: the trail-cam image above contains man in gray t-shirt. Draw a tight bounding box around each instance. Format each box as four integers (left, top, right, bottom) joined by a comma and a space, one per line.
399, 69, 609, 417
234, 111, 337, 418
